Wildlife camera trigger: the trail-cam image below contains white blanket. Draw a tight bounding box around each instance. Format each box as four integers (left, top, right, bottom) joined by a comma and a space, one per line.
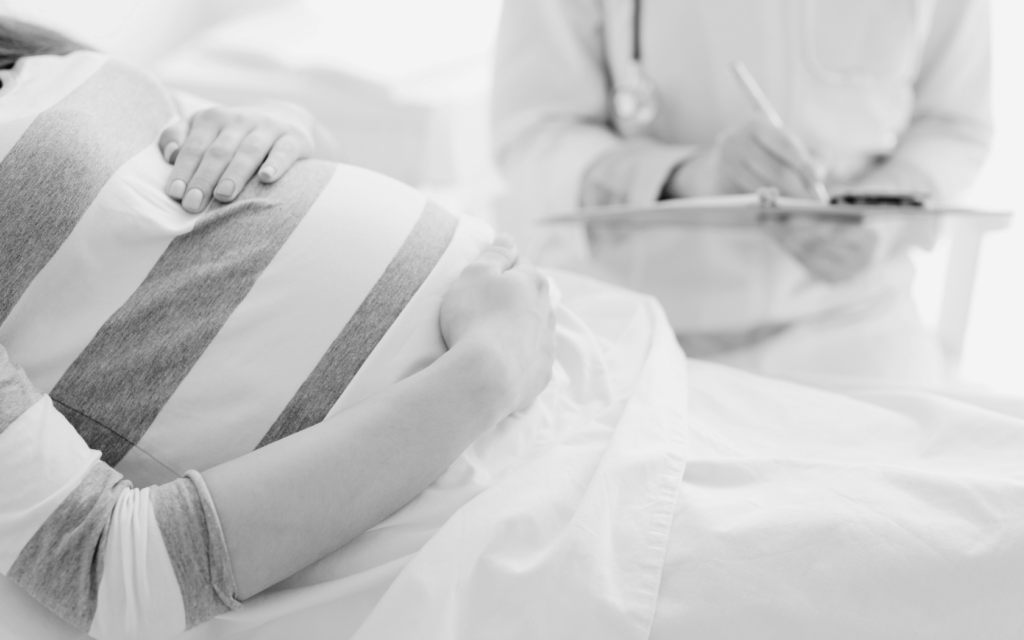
653, 362, 1024, 639
177, 270, 689, 640
3, 270, 1024, 639
180, 272, 1024, 639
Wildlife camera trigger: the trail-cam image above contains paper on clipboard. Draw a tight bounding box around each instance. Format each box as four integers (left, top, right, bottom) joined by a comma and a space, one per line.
543, 189, 1013, 227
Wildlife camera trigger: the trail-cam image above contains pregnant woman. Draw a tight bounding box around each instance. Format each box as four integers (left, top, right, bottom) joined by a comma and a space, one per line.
4, 17, 1024, 640
0, 19, 559, 639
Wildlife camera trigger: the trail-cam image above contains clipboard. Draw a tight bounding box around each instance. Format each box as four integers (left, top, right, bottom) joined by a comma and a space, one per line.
543, 189, 1013, 227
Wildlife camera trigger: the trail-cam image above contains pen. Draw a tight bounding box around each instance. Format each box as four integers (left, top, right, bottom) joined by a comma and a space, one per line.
730, 60, 830, 202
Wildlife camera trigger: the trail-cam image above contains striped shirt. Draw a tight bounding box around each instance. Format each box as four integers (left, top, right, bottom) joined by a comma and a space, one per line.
0, 51, 491, 638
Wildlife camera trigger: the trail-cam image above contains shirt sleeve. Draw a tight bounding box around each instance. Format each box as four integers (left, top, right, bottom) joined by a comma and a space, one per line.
492, 0, 695, 217
862, 0, 993, 202
0, 344, 241, 640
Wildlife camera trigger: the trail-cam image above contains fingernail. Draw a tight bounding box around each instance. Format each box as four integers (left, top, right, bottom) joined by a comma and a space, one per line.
258, 165, 276, 181
162, 142, 179, 164
168, 179, 186, 200
214, 179, 235, 199
182, 188, 203, 212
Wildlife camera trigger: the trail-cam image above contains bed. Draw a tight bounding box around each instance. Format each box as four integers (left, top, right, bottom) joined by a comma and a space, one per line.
5, 265, 1024, 639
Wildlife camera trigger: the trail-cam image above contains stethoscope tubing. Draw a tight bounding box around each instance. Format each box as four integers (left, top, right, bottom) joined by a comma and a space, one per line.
632, 0, 643, 61
614, 0, 658, 129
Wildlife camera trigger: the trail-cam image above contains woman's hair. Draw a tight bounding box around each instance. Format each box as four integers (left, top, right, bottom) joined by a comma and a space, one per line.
1, 17, 86, 70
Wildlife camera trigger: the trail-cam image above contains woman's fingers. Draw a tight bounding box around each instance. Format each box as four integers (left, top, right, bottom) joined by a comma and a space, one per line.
211, 130, 276, 202
159, 120, 189, 164
259, 133, 308, 183
439, 233, 554, 413
164, 113, 227, 207
467, 235, 519, 275
162, 104, 319, 213
178, 125, 251, 213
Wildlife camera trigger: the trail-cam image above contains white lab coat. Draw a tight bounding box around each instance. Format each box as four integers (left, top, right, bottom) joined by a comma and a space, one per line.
493, 0, 992, 382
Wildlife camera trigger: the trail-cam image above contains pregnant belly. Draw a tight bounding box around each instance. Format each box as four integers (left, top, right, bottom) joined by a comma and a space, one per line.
0, 159, 491, 486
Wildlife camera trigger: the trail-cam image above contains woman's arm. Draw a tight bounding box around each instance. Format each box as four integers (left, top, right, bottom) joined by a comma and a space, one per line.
0, 237, 554, 638
209, 330, 525, 596
208, 236, 553, 596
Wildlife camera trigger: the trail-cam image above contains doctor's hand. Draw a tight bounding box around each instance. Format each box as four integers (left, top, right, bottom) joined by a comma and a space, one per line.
763, 215, 879, 283
666, 118, 826, 200
159, 102, 317, 213
441, 235, 556, 415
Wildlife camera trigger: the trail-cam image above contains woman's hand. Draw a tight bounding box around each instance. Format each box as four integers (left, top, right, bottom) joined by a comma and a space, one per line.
159, 102, 317, 213
667, 118, 826, 200
762, 215, 879, 283
440, 235, 556, 415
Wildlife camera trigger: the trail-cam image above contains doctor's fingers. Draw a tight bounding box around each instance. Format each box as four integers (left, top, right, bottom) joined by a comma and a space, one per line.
802, 237, 876, 282
174, 125, 254, 213
767, 220, 877, 282
750, 122, 825, 193
723, 140, 810, 196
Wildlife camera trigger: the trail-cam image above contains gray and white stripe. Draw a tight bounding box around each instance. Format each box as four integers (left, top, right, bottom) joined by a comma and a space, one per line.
7, 462, 130, 630
259, 200, 458, 447
151, 471, 241, 629
0, 60, 173, 324
50, 161, 336, 465
0, 344, 40, 434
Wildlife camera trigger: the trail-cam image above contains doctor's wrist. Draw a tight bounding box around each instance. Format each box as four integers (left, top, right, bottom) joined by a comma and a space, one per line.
661, 161, 687, 199
662, 147, 719, 199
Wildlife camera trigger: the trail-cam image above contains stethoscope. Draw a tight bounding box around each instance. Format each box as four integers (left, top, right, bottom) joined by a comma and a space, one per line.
612, 0, 658, 132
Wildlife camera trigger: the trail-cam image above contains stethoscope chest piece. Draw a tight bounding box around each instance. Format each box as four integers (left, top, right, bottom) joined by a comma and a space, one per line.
613, 68, 658, 133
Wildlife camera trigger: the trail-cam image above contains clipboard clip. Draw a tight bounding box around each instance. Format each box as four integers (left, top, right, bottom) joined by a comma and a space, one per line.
757, 187, 863, 225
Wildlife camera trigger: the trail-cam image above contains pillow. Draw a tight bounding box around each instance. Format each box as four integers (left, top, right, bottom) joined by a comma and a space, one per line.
0, 50, 492, 486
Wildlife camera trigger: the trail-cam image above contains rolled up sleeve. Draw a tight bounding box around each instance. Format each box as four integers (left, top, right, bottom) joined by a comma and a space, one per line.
0, 345, 240, 640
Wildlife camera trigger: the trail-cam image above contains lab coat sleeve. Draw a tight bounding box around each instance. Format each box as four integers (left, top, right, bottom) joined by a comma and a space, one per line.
859, 0, 992, 202
493, 0, 694, 217
0, 344, 241, 640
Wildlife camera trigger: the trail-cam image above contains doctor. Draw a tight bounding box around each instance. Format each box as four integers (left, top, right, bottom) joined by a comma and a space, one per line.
493, 0, 992, 382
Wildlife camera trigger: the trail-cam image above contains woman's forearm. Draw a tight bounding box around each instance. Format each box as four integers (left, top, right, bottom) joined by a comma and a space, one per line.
202, 340, 514, 599
0, 235, 549, 635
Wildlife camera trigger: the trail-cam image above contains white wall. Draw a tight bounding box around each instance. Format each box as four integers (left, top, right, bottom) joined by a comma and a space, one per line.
0, 0, 288, 64
957, 0, 1024, 392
